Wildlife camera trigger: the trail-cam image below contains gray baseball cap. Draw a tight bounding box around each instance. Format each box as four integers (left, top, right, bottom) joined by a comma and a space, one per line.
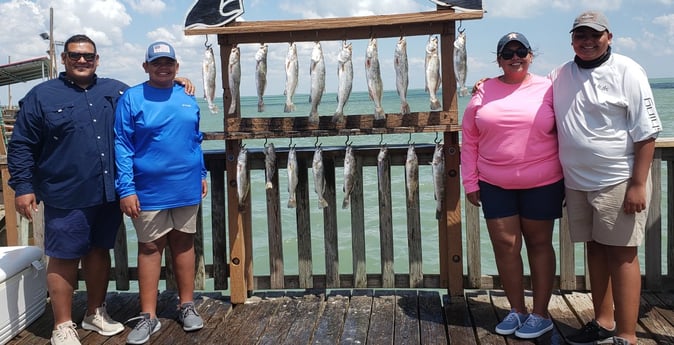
570, 11, 610, 32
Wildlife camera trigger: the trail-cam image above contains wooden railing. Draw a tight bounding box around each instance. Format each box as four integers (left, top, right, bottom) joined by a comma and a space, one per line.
3, 139, 674, 299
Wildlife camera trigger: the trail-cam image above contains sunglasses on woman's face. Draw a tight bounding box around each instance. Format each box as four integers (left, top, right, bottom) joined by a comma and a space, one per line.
500, 48, 529, 60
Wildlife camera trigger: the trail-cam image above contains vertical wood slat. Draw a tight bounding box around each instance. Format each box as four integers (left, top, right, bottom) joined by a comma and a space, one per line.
194, 205, 206, 290
465, 200, 481, 288
645, 155, 662, 290
668, 160, 674, 277
350, 156, 367, 288
209, 161, 228, 290
226, 140, 247, 303
405, 151, 423, 288
439, 16, 463, 295
378, 149, 395, 288
0, 134, 18, 246
323, 157, 340, 287
266, 160, 284, 289
296, 155, 313, 288
114, 222, 130, 290
559, 207, 576, 290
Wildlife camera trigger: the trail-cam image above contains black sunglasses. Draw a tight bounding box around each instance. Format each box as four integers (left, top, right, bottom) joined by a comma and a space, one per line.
500, 48, 529, 60
66, 52, 97, 62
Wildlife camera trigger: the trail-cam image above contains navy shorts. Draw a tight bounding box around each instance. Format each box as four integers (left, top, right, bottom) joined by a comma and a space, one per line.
44, 202, 122, 259
478, 179, 564, 220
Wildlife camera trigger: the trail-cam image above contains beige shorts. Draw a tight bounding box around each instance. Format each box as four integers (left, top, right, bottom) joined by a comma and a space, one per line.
132, 205, 199, 243
565, 176, 651, 247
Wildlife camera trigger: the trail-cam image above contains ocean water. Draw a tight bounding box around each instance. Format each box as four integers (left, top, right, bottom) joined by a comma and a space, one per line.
121, 78, 674, 291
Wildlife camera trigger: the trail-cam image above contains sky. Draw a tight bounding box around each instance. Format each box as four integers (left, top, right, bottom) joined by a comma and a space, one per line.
1, 0, 674, 107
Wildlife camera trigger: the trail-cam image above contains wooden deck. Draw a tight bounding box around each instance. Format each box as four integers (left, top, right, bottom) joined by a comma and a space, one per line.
7, 289, 674, 345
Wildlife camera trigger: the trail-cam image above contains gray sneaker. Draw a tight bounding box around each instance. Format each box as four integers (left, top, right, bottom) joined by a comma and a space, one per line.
179, 302, 204, 331
125, 313, 161, 345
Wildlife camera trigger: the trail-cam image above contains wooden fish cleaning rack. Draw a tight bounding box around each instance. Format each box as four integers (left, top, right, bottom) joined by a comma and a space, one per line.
185, 7, 483, 304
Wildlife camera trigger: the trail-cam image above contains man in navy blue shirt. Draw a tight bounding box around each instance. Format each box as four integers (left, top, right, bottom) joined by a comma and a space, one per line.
8, 34, 193, 345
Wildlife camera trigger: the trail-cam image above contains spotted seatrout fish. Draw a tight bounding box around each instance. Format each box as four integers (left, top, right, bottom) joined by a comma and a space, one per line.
202, 44, 218, 114
236, 147, 249, 206
312, 146, 328, 209
394, 37, 410, 115
255, 44, 268, 112
377, 145, 390, 207
227, 46, 241, 115
431, 143, 445, 219
284, 43, 299, 113
454, 30, 468, 97
425, 36, 442, 110
342, 145, 356, 209
264, 142, 276, 189
333, 41, 353, 124
309, 42, 326, 124
365, 38, 385, 120
405, 144, 418, 206
287, 146, 298, 208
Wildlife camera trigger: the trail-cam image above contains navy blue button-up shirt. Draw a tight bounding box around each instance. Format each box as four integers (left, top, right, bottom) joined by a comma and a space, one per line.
8, 73, 129, 209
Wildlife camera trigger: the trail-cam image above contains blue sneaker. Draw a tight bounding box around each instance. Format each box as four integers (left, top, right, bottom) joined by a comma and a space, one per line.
515, 313, 553, 339
495, 309, 528, 335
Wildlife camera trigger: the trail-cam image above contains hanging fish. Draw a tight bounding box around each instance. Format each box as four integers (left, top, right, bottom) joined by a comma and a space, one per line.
255, 44, 268, 112
264, 142, 276, 189
425, 36, 442, 110
287, 145, 298, 208
394, 37, 410, 115
202, 43, 218, 114
431, 142, 445, 220
342, 145, 356, 209
333, 41, 353, 124
284, 43, 299, 113
309, 42, 326, 124
227, 46, 241, 115
377, 145, 390, 206
236, 146, 249, 206
454, 30, 468, 97
405, 143, 418, 206
365, 38, 385, 120
312, 146, 328, 209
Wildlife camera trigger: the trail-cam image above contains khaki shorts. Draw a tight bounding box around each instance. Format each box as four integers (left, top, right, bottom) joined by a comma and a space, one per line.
132, 205, 199, 243
565, 176, 651, 247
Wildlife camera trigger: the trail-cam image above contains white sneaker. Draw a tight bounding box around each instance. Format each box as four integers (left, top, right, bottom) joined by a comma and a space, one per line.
51, 321, 80, 345
81, 303, 124, 336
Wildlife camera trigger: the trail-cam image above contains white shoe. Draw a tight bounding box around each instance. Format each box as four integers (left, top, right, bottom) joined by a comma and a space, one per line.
51, 321, 80, 345
81, 303, 124, 336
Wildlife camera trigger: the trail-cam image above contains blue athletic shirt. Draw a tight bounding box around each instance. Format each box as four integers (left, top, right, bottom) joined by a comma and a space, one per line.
114, 82, 206, 210
8, 73, 128, 208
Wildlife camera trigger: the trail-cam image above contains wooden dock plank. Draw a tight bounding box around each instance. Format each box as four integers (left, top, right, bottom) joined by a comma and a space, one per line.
8, 289, 674, 345
394, 290, 421, 344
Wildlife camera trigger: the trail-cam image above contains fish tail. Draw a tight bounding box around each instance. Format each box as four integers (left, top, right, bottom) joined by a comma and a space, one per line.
374, 107, 386, 120
265, 181, 273, 189
436, 207, 441, 220
287, 197, 296, 208
401, 102, 410, 115
309, 112, 320, 124
342, 196, 350, 209
258, 100, 265, 112
332, 112, 345, 124
459, 87, 469, 97
430, 99, 441, 110
284, 102, 296, 113
318, 198, 329, 209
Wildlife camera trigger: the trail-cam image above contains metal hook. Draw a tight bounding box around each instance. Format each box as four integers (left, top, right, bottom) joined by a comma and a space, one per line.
408, 132, 413, 145
204, 35, 211, 48
240, 142, 246, 149
379, 133, 384, 147
345, 134, 351, 146
458, 20, 464, 33
434, 132, 441, 144
314, 135, 320, 148
288, 136, 293, 148
264, 136, 268, 146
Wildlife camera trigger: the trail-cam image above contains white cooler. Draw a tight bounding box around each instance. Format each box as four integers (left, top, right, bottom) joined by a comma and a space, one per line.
0, 246, 47, 345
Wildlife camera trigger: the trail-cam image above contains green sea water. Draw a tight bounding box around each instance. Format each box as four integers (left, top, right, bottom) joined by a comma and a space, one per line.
119, 78, 674, 292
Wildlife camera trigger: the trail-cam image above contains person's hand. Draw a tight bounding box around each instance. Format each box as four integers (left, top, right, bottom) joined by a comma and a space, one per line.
471, 77, 490, 95
175, 77, 195, 95
120, 194, 141, 218
201, 179, 208, 198
623, 181, 647, 214
466, 191, 481, 207
15, 193, 38, 222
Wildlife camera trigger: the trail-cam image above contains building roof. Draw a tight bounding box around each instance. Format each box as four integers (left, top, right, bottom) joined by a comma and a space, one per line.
0, 57, 51, 87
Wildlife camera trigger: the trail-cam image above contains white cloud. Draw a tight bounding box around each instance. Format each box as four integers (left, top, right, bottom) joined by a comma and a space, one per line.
125, 0, 167, 14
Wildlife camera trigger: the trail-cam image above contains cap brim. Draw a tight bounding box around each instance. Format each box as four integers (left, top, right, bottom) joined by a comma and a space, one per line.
570, 23, 607, 32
